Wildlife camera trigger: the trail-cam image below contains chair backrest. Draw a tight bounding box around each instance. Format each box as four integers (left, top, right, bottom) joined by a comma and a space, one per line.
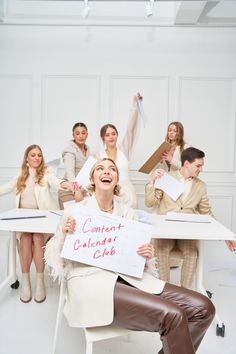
52, 278, 132, 354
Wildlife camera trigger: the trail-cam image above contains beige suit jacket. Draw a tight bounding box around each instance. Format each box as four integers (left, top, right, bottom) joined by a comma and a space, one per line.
45, 195, 165, 328
0, 167, 63, 210
145, 170, 213, 216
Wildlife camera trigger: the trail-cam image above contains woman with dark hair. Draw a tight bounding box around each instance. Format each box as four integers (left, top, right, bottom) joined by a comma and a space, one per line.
99, 94, 142, 208
45, 158, 215, 354
0, 144, 73, 303
59, 122, 91, 208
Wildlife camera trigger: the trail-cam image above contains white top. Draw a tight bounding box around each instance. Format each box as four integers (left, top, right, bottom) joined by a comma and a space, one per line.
99, 147, 129, 182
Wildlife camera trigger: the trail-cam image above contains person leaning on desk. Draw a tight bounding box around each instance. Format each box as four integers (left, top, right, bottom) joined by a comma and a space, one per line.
145, 147, 215, 289
0, 144, 76, 303
45, 157, 215, 354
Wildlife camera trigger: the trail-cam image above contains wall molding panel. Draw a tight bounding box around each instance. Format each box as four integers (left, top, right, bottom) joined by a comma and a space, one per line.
0, 26, 236, 232
41, 74, 101, 162
178, 76, 236, 176
0, 74, 33, 167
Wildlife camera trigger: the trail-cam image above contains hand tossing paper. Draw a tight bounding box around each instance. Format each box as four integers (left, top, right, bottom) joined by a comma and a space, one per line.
74, 156, 97, 188
154, 173, 185, 201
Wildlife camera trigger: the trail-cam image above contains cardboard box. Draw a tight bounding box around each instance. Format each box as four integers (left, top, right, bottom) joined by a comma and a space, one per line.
138, 141, 172, 174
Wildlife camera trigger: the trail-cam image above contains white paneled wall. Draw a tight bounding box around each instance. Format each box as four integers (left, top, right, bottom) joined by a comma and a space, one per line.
0, 25, 236, 234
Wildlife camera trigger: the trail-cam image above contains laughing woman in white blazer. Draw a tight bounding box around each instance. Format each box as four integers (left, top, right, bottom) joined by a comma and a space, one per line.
0, 144, 74, 303
45, 158, 215, 354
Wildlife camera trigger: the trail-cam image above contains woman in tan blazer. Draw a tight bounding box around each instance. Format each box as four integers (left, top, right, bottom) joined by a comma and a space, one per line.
0, 144, 73, 303
45, 158, 215, 354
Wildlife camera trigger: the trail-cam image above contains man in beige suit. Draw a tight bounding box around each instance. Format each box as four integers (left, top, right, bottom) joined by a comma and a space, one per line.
145, 147, 213, 288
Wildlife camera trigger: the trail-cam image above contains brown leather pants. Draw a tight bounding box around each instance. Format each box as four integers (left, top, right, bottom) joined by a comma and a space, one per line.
111, 281, 215, 354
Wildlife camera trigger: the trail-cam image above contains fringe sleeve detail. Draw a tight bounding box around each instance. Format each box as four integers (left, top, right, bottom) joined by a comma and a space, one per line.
44, 215, 70, 281
145, 257, 159, 279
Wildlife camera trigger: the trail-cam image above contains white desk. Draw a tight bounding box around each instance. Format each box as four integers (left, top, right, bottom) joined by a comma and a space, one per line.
0, 211, 60, 291
1, 211, 235, 336
150, 214, 236, 337
150, 214, 235, 241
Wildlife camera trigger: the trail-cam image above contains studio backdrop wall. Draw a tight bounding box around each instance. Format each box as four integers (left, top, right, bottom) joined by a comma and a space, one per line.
0, 23, 236, 232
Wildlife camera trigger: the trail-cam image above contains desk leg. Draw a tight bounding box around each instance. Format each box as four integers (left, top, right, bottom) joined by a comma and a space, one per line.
196, 240, 225, 337
0, 233, 19, 291
9, 233, 19, 289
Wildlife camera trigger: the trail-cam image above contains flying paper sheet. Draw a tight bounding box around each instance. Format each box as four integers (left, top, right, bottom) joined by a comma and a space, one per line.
154, 173, 185, 201
74, 155, 97, 188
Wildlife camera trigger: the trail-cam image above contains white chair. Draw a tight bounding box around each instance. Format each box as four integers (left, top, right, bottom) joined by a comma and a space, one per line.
52, 278, 133, 354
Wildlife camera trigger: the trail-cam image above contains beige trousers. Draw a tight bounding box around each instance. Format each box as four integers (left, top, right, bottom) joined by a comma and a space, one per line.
154, 239, 198, 288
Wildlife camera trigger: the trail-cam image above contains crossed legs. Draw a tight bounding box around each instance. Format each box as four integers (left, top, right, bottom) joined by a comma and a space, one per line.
112, 281, 215, 354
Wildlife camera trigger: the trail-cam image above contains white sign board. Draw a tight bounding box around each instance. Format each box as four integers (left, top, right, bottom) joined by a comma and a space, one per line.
61, 204, 152, 278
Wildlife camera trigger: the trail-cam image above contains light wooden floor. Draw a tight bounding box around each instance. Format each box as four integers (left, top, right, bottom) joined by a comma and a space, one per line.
0, 235, 235, 354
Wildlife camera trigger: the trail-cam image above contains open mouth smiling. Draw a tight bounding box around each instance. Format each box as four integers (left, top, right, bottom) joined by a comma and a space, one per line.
100, 177, 112, 184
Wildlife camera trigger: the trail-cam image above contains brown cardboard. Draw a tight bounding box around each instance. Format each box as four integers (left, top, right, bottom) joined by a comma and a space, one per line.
138, 141, 172, 174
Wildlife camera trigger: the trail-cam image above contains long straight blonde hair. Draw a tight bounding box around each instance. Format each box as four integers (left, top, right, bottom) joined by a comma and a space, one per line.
16, 144, 46, 195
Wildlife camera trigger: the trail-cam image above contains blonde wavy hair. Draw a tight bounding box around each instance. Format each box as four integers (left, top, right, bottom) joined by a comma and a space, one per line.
16, 144, 46, 195
87, 158, 121, 196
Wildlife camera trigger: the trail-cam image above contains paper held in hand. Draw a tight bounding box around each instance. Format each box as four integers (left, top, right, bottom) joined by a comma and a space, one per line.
74, 155, 97, 188
61, 204, 152, 278
154, 173, 185, 201
138, 141, 172, 174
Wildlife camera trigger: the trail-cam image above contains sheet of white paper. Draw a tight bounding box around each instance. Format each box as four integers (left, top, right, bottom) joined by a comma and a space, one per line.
61, 204, 152, 278
137, 99, 148, 127
154, 173, 185, 201
0, 209, 47, 220
165, 212, 212, 223
74, 155, 97, 188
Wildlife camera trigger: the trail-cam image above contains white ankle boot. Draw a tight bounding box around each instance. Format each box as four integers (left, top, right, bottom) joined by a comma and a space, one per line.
34, 272, 46, 303
20, 273, 32, 303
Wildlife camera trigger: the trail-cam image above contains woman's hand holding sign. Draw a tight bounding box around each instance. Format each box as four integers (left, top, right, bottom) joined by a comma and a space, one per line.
63, 216, 76, 235
137, 243, 154, 260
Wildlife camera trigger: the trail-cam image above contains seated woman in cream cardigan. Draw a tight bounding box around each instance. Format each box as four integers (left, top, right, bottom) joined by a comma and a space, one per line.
45, 158, 215, 354
0, 144, 74, 303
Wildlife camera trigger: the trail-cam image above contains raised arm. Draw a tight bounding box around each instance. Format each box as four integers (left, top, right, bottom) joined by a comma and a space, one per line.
120, 93, 142, 160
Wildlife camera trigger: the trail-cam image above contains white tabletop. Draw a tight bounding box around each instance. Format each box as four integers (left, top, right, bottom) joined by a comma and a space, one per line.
0, 209, 235, 241
150, 215, 235, 241
0, 210, 60, 234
